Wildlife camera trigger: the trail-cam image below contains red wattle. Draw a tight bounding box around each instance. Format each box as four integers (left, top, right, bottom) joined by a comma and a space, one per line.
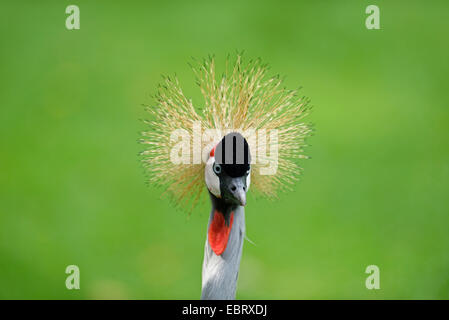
209, 146, 216, 158
208, 211, 234, 256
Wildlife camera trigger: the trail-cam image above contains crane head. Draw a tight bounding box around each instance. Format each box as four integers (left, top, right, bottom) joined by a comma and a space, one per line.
205, 132, 251, 206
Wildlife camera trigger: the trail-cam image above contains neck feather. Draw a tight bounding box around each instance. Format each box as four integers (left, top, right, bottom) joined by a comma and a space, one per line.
201, 193, 246, 300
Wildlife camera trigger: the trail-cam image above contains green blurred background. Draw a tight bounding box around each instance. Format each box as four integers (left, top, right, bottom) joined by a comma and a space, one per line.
1, 0, 448, 299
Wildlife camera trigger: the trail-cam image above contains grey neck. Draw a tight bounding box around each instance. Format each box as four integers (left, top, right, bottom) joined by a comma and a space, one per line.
200, 193, 246, 300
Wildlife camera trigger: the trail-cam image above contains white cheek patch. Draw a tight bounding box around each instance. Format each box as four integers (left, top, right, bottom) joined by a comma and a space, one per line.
205, 157, 221, 198
246, 171, 251, 191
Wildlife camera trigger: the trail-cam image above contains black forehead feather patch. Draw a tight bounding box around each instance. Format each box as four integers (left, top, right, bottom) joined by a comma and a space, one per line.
215, 132, 251, 177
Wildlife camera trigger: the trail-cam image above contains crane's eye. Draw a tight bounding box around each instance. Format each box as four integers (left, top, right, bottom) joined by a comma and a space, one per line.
213, 163, 222, 175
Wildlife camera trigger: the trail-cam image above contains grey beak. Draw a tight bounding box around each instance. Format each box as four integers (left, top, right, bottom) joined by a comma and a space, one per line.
234, 189, 246, 206
228, 178, 247, 206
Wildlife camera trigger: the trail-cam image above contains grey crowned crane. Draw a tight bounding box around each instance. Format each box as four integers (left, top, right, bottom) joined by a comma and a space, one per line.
201, 132, 251, 299
140, 55, 312, 300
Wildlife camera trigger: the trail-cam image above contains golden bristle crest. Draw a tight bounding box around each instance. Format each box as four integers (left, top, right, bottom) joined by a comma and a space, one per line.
140, 54, 312, 210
